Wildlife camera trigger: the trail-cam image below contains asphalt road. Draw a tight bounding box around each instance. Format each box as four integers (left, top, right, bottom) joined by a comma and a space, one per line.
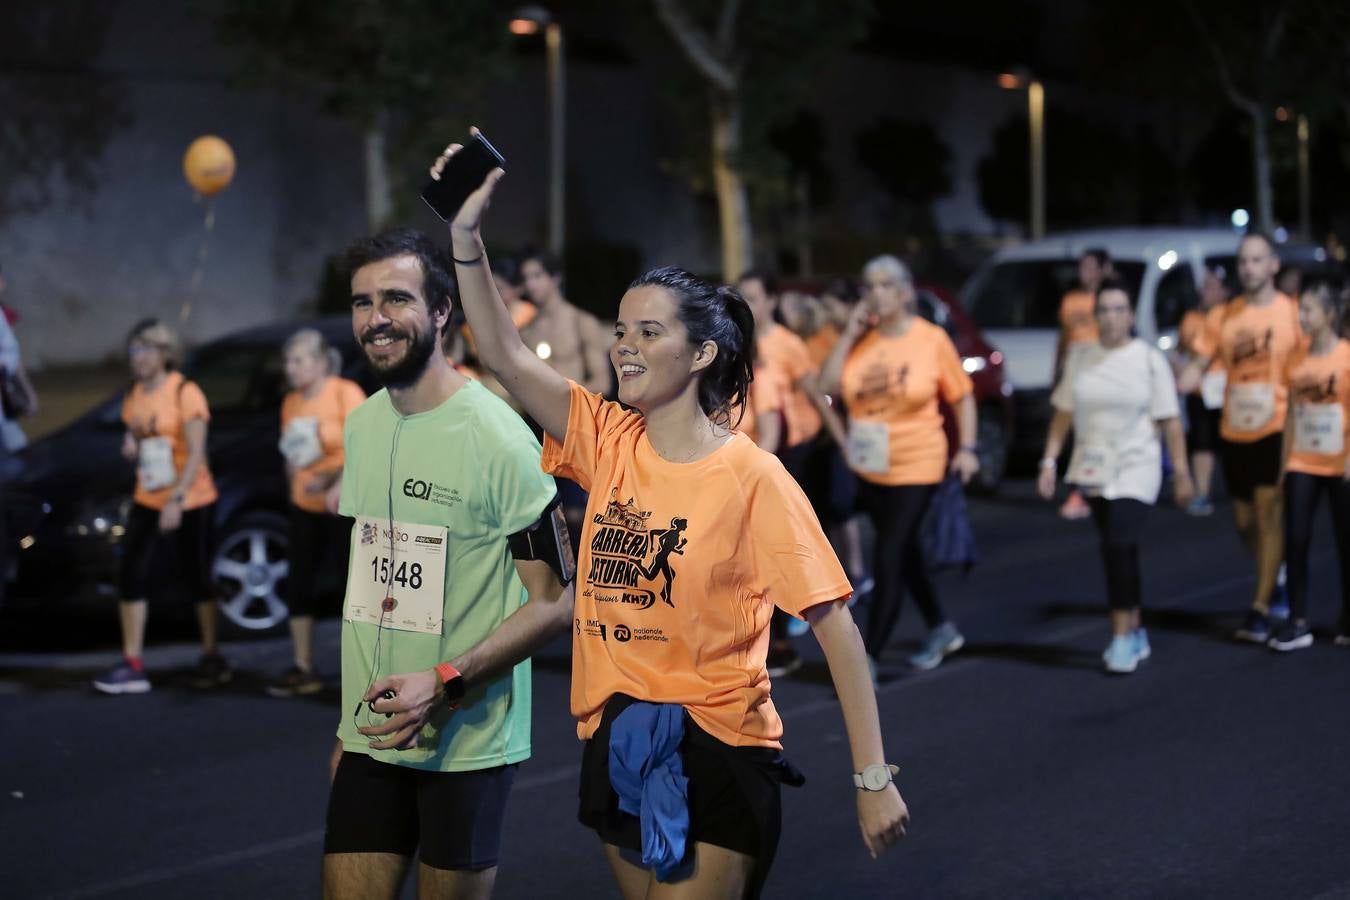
3, 478, 1348, 899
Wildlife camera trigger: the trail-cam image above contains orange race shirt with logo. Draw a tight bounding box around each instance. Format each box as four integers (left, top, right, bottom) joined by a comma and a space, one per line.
281, 376, 366, 513
542, 382, 851, 749
840, 318, 973, 486
803, 324, 841, 371
756, 324, 822, 448
1285, 340, 1350, 477
1060, 289, 1099, 346
1191, 293, 1306, 442
121, 371, 217, 510
736, 361, 790, 445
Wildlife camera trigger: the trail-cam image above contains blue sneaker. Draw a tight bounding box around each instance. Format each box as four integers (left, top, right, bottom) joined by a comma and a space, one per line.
909, 622, 964, 670
1268, 621, 1313, 652
1103, 634, 1139, 674
1235, 609, 1271, 643
92, 664, 151, 695
1133, 628, 1151, 661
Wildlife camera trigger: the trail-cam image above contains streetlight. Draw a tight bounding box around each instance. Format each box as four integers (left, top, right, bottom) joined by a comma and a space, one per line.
999, 70, 1045, 240
510, 6, 565, 257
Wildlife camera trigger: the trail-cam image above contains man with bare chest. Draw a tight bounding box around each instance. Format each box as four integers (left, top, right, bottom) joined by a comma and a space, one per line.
518, 251, 612, 396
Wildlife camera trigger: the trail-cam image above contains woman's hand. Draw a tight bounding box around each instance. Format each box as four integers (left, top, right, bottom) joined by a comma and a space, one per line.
430, 128, 506, 246
857, 783, 909, 859
949, 447, 980, 485
1036, 463, 1057, 500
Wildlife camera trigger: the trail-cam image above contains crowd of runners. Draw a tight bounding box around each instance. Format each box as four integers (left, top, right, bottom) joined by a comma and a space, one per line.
4, 132, 1347, 899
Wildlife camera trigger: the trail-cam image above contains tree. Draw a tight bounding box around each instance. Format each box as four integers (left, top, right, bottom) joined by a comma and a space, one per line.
855, 117, 952, 234
0, 3, 132, 221
652, 0, 872, 280
212, 0, 512, 231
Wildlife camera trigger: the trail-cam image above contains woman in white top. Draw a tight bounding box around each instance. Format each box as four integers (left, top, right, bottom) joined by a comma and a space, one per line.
1038, 279, 1194, 673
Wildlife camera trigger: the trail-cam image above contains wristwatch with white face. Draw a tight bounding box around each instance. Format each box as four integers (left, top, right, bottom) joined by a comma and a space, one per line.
853, 763, 899, 792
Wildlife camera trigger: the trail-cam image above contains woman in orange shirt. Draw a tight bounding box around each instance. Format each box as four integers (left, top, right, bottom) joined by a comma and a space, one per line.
93, 319, 227, 695
269, 328, 366, 697
1275, 282, 1350, 651
820, 255, 980, 675
433, 136, 906, 899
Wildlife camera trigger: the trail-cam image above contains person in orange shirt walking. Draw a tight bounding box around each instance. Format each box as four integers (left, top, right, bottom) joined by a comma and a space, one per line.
738, 270, 842, 676
93, 320, 228, 694
1055, 248, 1113, 520
435, 135, 907, 899
820, 254, 980, 674
1174, 266, 1230, 516
268, 328, 366, 697
1273, 282, 1350, 651
1180, 232, 1306, 642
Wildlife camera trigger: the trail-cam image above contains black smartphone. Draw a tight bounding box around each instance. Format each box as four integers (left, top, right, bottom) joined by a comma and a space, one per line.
421, 133, 506, 222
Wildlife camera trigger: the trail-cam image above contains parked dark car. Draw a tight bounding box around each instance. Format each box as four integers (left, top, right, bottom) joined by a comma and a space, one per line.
1, 317, 376, 632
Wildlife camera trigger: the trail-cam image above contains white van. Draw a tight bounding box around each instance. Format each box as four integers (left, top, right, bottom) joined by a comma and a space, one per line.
959, 227, 1332, 453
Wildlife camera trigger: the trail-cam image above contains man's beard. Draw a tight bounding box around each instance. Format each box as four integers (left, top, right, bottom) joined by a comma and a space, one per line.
363, 323, 438, 389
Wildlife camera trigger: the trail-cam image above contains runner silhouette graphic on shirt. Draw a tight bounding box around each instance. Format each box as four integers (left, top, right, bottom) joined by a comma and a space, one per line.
637, 517, 688, 607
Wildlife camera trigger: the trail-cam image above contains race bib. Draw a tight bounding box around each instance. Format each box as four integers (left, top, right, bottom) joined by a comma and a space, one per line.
1226, 383, 1276, 433
847, 419, 890, 474
1066, 437, 1119, 488
1294, 403, 1345, 456
1201, 370, 1227, 411
137, 437, 177, 492
279, 416, 324, 470
344, 517, 448, 635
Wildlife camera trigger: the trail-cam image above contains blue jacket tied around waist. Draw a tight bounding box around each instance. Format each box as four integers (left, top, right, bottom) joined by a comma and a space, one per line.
608, 702, 689, 880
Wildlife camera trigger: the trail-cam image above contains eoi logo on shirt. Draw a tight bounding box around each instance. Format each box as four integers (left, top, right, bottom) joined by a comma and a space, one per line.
401, 476, 463, 508
586, 488, 687, 610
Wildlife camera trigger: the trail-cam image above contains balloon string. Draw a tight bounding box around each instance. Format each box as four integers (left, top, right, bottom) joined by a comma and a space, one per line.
183, 198, 216, 325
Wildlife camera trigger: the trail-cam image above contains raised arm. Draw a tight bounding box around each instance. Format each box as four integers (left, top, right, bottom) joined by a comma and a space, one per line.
818, 303, 870, 396
434, 133, 572, 442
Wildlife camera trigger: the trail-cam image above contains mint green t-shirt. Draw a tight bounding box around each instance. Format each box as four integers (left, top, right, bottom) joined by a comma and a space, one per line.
337, 379, 556, 772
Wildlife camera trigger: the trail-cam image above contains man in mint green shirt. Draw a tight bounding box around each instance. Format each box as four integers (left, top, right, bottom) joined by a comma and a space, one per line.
324, 229, 574, 900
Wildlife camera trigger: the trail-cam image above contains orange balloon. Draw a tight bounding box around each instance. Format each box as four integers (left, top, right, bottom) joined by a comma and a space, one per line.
183, 135, 236, 196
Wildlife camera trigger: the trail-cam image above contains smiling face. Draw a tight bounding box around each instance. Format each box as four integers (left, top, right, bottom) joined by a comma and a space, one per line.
609, 285, 713, 413
350, 254, 446, 389
1299, 290, 1333, 336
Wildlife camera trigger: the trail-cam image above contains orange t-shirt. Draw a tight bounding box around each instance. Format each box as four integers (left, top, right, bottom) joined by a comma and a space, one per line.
121, 371, 217, 511
736, 362, 790, 445
840, 318, 973, 486
280, 376, 366, 513
1285, 340, 1350, 477
542, 382, 851, 749
1060, 289, 1099, 346
1191, 293, 1306, 442
803, 324, 841, 371
756, 324, 822, 448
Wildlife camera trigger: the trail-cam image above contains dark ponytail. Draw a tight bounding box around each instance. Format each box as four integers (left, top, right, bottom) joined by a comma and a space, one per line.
628, 266, 756, 428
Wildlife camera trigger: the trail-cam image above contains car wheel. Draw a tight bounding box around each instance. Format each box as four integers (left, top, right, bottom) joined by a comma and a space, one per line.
972, 412, 1007, 494
212, 511, 291, 632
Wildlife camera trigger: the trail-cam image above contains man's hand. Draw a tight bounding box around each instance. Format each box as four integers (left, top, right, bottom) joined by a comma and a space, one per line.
158, 499, 183, 533
857, 784, 909, 859
1037, 464, 1057, 501
357, 668, 447, 751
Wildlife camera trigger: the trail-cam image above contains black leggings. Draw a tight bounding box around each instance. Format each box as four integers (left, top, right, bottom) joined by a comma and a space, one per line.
1088, 497, 1151, 612
1282, 472, 1350, 624
288, 506, 350, 618
857, 481, 942, 658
